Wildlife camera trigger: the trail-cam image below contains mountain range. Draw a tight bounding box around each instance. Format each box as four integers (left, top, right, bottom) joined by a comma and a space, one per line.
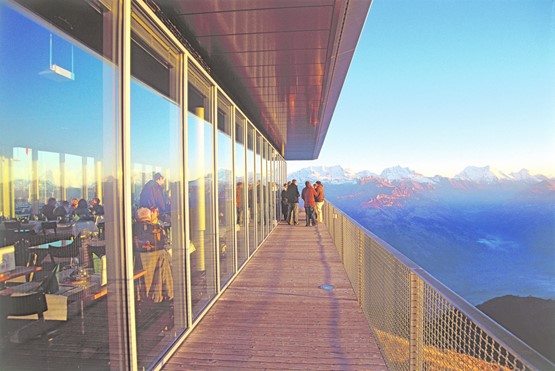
289, 165, 554, 209
289, 164, 551, 184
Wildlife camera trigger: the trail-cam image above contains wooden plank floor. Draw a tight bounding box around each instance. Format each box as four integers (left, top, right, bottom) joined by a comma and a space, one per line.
163, 216, 387, 370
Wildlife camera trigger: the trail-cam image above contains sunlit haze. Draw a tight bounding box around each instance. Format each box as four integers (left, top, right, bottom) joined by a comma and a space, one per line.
288, 0, 555, 178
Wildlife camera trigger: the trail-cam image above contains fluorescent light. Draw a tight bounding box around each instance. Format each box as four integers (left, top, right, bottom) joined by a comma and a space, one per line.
39, 64, 75, 81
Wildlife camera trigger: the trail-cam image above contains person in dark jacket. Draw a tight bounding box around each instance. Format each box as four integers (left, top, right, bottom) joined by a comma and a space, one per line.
54, 200, 70, 220
301, 181, 317, 226
280, 182, 289, 221
75, 198, 94, 220
41, 197, 57, 221
89, 197, 104, 215
139, 173, 168, 213
285, 179, 300, 225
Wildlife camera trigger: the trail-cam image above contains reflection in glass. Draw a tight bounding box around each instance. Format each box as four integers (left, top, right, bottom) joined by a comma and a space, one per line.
0, 2, 120, 369
188, 83, 216, 317
247, 127, 256, 255
235, 116, 248, 267
131, 78, 183, 368
256, 134, 263, 244
262, 141, 269, 239
217, 104, 235, 287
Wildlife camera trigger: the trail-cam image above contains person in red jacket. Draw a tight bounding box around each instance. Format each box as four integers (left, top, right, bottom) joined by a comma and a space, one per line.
301, 181, 317, 226
314, 180, 325, 223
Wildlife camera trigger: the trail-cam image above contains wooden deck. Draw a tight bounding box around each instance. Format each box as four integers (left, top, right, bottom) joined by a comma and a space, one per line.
163, 218, 387, 370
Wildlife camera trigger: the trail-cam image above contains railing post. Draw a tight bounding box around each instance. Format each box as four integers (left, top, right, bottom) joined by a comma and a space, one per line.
357, 229, 363, 303
410, 272, 424, 371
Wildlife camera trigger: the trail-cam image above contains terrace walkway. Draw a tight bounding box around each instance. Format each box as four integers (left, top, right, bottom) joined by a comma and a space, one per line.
163, 218, 387, 370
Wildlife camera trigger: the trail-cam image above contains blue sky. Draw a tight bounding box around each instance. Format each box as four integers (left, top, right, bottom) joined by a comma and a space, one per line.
289, 0, 555, 177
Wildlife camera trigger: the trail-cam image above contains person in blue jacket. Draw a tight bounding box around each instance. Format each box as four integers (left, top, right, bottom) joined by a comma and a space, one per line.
139, 172, 168, 213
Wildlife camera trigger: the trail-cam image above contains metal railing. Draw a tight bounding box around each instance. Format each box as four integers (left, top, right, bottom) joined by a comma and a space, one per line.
323, 202, 555, 371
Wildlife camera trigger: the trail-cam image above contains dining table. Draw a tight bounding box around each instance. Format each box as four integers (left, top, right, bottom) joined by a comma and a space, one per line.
0, 266, 42, 289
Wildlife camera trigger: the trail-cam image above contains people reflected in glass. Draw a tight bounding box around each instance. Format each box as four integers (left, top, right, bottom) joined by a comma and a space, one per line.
139, 172, 169, 213
89, 197, 104, 216
236, 181, 244, 225
41, 197, 57, 220
75, 198, 94, 221
54, 200, 71, 220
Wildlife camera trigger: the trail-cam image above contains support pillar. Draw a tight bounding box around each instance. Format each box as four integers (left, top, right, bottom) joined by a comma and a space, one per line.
191, 106, 206, 271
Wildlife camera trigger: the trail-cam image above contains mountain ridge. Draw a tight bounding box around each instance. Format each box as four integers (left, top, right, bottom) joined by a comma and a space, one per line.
289, 164, 552, 185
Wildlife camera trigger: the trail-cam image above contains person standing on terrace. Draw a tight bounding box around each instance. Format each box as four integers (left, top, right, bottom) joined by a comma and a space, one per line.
280, 182, 289, 221
301, 181, 317, 227
285, 179, 300, 225
314, 180, 325, 223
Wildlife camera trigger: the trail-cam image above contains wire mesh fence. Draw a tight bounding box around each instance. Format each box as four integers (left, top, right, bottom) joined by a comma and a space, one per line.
322, 202, 554, 371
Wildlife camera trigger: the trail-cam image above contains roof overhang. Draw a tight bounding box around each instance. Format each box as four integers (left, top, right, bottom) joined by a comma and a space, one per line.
151, 0, 371, 160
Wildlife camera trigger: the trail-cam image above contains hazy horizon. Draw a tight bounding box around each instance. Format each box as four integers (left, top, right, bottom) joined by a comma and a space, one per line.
287, 162, 555, 179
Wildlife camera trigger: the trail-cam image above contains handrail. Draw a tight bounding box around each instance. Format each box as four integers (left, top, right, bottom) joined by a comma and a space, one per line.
323, 201, 555, 371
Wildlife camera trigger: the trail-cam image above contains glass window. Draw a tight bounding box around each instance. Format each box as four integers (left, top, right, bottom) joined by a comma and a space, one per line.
235, 114, 248, 267
0, 2, 123, 369
256, 133, 263, 245
129, 11, 184, 369
263, 141, 270, 238
188, 64, 216, 317
246, 125, 256, 255
217, 94, 235, 287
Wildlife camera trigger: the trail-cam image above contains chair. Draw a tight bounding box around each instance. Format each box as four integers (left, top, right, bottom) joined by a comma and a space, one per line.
97, 220, 105, 240
0, 291, 49, 344
4, 221, 22, 230
36, 264, 59, 294
12, 239, 39, 282
48, 241, 80, 268
13, 239, 30, 267
41, 221, 57, 236
1, 291, 48, 318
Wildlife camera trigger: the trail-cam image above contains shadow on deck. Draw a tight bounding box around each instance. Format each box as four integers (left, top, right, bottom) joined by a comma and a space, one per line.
163, 216, 387, 370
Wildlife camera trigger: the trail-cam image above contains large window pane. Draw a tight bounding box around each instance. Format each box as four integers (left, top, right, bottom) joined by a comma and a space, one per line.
130, 13, 185, 368
217, 95, 235, 287
263, 141, 269, 238
131, 80, 183, 368
246, 126, 256, 255
256, 133, 263, 245
235, 114, 248, 267
188, 69, 216, 317
0, 2, 122, 369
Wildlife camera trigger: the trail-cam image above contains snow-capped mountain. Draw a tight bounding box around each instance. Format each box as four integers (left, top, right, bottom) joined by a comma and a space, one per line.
288, 165, 359, 183
380, 166, 415, 180
380, 166, 435, 184
289, 164, 551, 186
356, 170, 379, 178
454, 166, 512, 183
509, 169, 546, 183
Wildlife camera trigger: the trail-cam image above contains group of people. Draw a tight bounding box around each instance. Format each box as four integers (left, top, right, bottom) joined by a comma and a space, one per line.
281, 179, 325, 226
41, 196, 104, 222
